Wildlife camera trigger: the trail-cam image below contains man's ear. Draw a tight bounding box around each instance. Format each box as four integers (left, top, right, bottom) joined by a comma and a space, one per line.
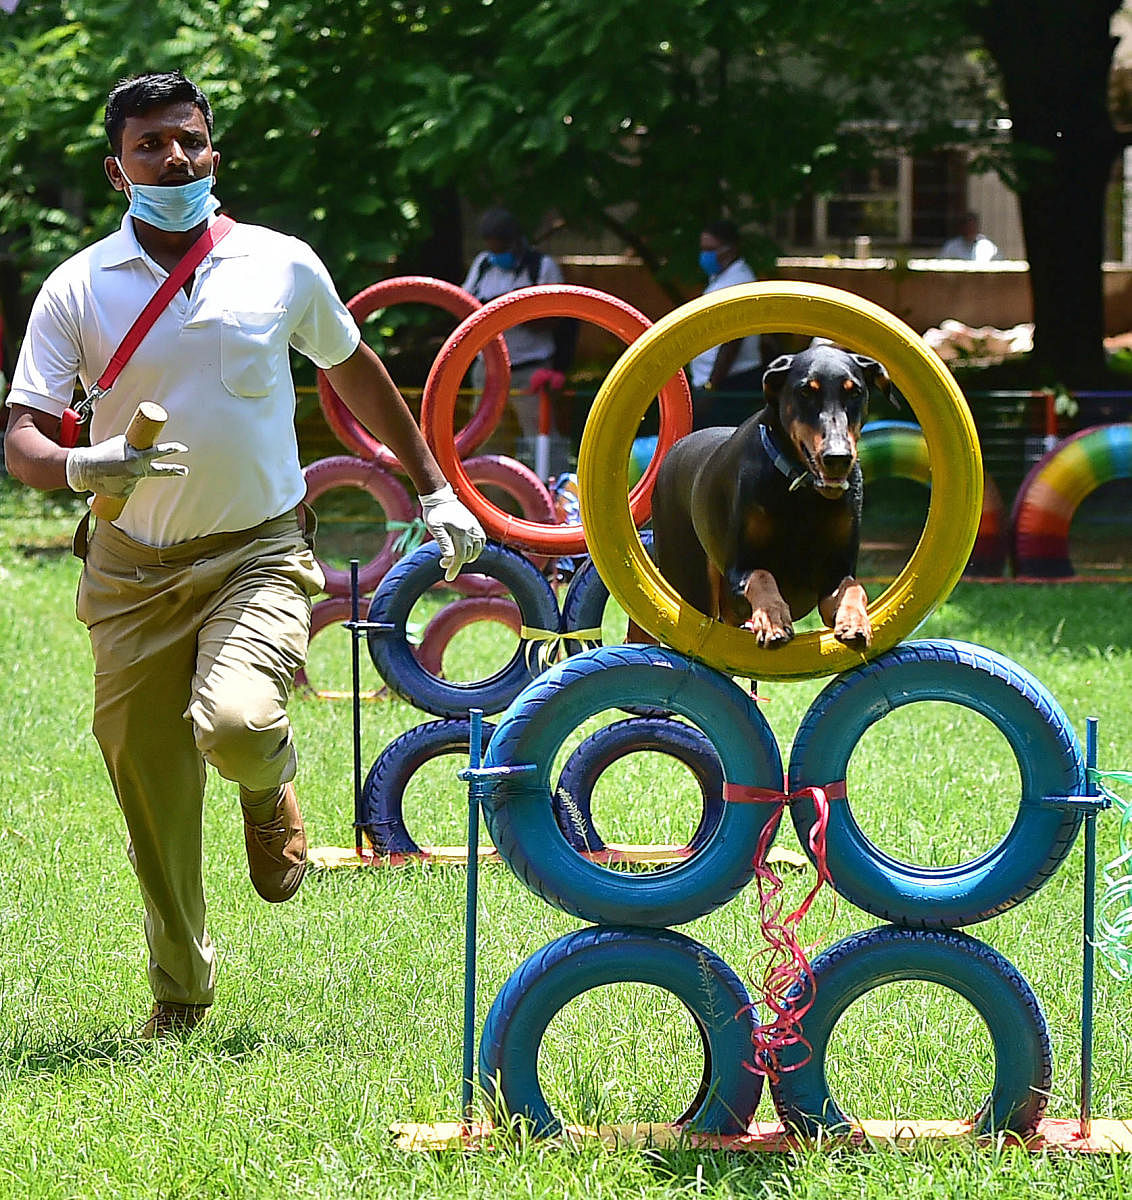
761, 354, 795, 406
104, 156, 126, 192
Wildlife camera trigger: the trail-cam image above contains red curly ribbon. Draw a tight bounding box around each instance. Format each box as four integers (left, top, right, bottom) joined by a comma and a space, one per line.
724, 779, 844, 1084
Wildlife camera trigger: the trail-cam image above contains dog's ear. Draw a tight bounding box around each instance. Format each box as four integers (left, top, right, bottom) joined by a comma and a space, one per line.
761, 354, 795, 405
850, 354, 895, 408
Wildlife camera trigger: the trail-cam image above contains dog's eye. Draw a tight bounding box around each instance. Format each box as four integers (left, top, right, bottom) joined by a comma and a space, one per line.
807, 379, 821, 391
842, 379, 855, 391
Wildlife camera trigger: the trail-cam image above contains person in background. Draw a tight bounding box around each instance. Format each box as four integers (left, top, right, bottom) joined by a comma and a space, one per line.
3, 71, 484, 1039
689, 219, 766, 429
939, 211, 1000, 262
462, 207, 566, 467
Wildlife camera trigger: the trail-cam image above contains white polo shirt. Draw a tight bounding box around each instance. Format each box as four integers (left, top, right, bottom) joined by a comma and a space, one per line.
689, 257, 761, 389
8, 214, 360, 546
461, 250, 564, 367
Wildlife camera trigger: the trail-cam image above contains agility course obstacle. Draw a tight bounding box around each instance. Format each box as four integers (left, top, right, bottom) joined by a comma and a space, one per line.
576, 282, 983, 680
857, 419, 1008, 577
415, 282, 1126, 1148
298, 277, 1130, 1146
1011, 423, 1132, 578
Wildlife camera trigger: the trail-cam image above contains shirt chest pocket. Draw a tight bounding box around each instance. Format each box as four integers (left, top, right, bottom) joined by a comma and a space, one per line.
220, 308, 286, 398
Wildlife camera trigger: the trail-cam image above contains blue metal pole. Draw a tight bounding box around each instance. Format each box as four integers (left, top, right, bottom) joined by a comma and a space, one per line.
350, 559, 363, 857
462, 709, 484, 1125
1080, 716, 1099, 1140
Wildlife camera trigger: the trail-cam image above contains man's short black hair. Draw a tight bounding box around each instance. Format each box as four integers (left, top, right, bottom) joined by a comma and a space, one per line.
104, 71, 214, 156
703, 218, 740, 247
479, 206, 522, 244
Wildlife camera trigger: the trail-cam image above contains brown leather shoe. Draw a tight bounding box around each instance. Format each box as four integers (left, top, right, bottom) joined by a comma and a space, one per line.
244, 782, 307, 902
140, 1001, 209, 1040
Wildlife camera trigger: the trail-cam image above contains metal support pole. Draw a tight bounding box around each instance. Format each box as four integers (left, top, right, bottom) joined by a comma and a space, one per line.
1080, 716, 1099, 1140
462, 708, 485, 1125
350, 559, 364, 858
536, 387, 552, 484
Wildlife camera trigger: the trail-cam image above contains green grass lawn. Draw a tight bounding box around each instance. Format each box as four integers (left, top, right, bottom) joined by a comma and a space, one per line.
2, 473, 1132, 1198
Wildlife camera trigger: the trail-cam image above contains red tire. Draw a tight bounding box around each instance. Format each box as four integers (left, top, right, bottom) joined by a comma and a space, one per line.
302, 455, 415, 597
316, 276, 510, 465
421, 285, 692, 555
415, 595, 523, 677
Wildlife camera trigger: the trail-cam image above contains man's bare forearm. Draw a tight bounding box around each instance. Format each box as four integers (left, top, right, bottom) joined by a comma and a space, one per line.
4, 405, 70, 491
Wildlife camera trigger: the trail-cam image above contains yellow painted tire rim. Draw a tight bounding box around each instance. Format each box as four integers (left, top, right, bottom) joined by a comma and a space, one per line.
578, 282, 983, 680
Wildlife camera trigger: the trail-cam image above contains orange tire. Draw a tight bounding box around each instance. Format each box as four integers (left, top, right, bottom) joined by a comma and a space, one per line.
421, 285, 692, 555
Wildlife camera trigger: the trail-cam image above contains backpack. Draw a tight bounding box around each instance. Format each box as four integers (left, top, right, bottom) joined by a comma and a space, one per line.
468, 248, 579, 374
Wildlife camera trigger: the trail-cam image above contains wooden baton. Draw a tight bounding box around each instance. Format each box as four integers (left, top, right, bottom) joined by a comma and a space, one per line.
89, 401, 170, 521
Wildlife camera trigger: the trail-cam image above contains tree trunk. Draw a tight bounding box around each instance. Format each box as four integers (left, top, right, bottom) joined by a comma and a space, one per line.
397, 185, 466, 283
969, 0, 1126, 385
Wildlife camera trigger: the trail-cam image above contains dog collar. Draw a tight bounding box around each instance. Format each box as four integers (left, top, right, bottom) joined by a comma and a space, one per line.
759, 424, 813, 492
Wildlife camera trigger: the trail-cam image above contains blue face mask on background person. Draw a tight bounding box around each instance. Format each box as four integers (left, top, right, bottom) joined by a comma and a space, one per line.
116, 160, 219, 232
699, 249, 722, 277
488, 250, 518, 271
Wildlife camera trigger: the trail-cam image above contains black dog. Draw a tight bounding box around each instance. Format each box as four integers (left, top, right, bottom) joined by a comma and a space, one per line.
650, 340, 891, 649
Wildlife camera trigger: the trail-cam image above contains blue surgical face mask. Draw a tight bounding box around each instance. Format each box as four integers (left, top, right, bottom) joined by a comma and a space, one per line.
116, 159, 219, 232
699, 249, 721, 277
488, 250, 518, 271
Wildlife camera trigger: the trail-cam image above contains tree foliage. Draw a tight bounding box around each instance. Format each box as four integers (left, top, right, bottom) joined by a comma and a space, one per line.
387, 0, 1001, 285
0, 1, 998, 292
0, 0, 443, 299
4, 1, 1125, 384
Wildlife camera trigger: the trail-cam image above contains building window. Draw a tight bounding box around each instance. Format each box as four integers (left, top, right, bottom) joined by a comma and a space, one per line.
779, 150, 969, 255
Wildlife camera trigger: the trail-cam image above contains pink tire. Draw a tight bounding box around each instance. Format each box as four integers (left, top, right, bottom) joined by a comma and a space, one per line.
448, 454, 558, 596
302, 455, 415, 597
316, 276, 511, 465
294, 595, 373, 697
415, 596, 523, 677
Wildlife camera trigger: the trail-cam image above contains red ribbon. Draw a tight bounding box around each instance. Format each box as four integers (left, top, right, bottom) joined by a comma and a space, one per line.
725, 778, 843, 1084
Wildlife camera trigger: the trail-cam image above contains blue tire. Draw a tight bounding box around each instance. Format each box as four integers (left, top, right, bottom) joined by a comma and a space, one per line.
479, 925, 762, 1136
559, 531, 654, 656
366, 541, 559, 718
770, 925, 1052, 1136
362, 717, 495, 854
482, 645, 783, 927
552, 717, 725, 855
787, 639, 1084, 927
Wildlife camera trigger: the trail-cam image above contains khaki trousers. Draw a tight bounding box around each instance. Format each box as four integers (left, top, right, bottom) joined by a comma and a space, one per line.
76, 512, 324, 1006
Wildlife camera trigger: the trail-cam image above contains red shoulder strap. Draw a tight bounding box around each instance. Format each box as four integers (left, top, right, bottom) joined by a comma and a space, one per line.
95, 214, 236, 393
60, 216, 236, 448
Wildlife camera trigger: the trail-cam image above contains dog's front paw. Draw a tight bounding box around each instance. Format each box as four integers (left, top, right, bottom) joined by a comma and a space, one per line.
833, 599, 872, 649
834, 620, 871, 650
745, 609, 795, 649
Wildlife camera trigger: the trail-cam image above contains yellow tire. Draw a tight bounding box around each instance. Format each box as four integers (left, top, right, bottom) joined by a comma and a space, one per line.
577, 282, 982, 680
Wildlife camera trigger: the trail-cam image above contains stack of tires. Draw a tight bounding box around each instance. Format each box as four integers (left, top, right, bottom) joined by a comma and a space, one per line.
476, 640, 1084, 1138
470, 282, 1089, 1140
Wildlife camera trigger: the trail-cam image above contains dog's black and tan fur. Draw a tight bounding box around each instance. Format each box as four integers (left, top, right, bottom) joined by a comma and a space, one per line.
650, 340, 891, 649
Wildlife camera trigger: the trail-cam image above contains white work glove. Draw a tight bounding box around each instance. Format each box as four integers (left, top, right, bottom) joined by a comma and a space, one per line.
65, 434, 189, 498
419, 484, 486, 581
